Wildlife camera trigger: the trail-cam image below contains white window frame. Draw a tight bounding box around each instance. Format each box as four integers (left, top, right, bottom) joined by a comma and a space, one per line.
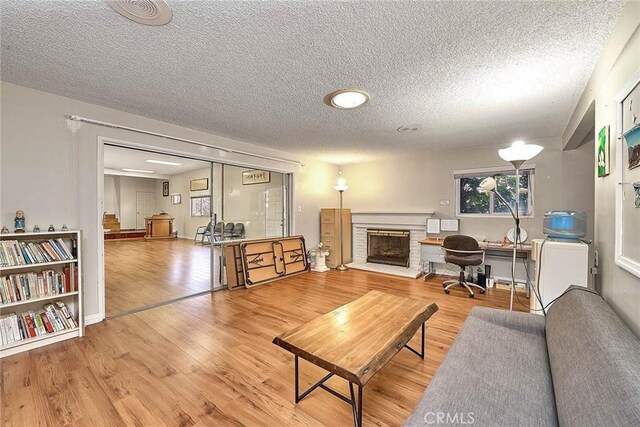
190, 195, 211, 217
455, 165, 535, 218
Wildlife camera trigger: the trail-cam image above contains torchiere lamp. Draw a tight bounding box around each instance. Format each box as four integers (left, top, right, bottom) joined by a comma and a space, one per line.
479, 140, 543, 310
334, 173, 349, 271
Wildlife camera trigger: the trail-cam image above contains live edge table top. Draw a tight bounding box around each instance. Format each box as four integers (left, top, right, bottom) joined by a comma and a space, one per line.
273, 290, 439, 386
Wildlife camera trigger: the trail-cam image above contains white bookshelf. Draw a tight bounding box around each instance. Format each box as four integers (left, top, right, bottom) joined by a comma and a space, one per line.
0, 230, 83, 358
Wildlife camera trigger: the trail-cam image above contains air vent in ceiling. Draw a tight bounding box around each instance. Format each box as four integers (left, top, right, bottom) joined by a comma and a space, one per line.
106, 0, 172, 26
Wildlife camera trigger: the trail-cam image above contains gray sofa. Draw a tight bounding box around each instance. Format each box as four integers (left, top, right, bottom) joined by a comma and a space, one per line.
405, 286, 640, 426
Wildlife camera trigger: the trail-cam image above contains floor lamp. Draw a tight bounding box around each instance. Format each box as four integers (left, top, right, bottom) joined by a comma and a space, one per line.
479, 141, 543, 310
334, 175, 349, 271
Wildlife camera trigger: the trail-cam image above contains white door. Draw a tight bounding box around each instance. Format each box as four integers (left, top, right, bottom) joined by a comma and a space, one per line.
136, 192, 155, 230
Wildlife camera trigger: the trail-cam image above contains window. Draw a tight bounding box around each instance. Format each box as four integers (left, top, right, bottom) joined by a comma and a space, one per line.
171, 194, 182, 205
190, 196, 211, 217
455, 168, 534, 216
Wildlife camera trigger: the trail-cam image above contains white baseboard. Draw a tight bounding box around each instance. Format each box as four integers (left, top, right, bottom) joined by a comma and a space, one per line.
84, 313, 104, 325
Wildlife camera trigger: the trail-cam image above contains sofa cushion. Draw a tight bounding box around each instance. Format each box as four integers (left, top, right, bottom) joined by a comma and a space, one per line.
546, 286, 640, 426
405, 308, 557, 426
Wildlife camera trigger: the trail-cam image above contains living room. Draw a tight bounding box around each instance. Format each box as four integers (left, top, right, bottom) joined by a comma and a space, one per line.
1, 1, 639, 426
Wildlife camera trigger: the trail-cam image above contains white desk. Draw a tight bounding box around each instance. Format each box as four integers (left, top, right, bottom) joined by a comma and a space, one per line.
420, 238, 532, 294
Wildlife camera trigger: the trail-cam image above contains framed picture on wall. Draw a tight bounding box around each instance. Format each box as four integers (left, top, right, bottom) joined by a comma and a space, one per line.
163, 181, 170, 197
242, 170, 270, 185
597, 125, 610, 177
614, 71, 640, 278
190, 178, 209, 191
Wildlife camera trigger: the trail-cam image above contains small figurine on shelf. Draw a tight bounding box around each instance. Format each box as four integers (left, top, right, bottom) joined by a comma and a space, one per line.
61, 224, 68, 231
14, 210, 25, 233
33, 225, 41, 232
48, 224, 55, 232
1, 226, 9, 234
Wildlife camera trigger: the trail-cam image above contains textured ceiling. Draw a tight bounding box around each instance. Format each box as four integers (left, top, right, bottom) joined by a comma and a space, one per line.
0, 1, 624, 164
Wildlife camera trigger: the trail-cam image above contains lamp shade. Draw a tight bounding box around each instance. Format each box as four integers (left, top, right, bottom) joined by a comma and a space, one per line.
334, 176, 348, 191
479, 177, 496, 192
498, 141, 543, 168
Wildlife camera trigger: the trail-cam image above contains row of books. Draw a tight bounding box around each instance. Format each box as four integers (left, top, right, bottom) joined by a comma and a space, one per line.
1, 267, 78, 305
0, 301, 78, 346
0, 238, 75, 267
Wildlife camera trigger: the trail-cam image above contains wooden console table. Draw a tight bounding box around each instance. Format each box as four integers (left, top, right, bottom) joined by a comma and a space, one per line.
144, 215, 174, 240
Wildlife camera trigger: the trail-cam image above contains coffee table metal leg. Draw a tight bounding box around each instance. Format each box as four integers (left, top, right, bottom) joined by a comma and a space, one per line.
349, 382, 363, 427
403, 322, 426, 359
294, 355, 300, 403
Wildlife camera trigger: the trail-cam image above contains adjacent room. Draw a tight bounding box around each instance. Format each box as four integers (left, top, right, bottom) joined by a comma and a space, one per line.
1, 1, 639, 426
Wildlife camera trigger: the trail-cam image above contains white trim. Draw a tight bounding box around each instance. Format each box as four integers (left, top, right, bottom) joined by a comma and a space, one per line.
454, 164, 536, 176
71, 115, 304, 166
97, 137, 106, 323
614, 69, 640, 278
84, 313, 103, 326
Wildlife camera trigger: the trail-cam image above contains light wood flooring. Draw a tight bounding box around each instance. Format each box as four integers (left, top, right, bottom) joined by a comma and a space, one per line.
2, 269, 526, 426
105, 239, 212, 316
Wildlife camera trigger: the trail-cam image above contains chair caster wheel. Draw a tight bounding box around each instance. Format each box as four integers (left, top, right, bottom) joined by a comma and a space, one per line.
442, 283, 447, 288
444, 289, 450, 294
469, 293, 474, 298
480, 289, 486, 294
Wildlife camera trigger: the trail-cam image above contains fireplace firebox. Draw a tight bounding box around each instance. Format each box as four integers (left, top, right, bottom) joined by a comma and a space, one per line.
366, 229, 410, 267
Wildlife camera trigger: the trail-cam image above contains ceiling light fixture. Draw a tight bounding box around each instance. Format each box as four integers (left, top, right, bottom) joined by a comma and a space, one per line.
397, 125, 421, 133
106, 0, 172, 26
324, 89, 370, 109
122, 168, 155, 173
146, 159, 182, 166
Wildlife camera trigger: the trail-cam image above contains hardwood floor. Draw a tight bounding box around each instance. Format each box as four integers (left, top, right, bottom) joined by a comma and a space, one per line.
105, 239, 212, 316
2, 269, 526, 426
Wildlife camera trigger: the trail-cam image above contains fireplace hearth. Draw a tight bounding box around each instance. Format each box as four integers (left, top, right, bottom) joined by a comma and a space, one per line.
367, 229, 410, 267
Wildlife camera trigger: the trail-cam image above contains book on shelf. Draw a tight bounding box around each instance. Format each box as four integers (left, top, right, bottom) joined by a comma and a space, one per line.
1, 268, 77, 305
0, 301, 78, 346
0, 239, 75, 267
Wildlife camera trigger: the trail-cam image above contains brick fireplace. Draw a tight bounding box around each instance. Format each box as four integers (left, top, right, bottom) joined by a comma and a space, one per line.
349, 212, 433, 278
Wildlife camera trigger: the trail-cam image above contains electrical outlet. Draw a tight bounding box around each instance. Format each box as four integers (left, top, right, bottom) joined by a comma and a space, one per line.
439, 199, 450, 206
297, 205, 302, 213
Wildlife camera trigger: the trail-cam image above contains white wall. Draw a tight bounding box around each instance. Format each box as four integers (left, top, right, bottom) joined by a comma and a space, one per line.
565, 1, 640, 336
341, 136, 595, 244
0, 82, 337, 324
103, 175, 120, 219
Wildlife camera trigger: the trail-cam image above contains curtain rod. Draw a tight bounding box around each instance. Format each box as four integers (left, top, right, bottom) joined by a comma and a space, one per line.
68, 115, 304, 167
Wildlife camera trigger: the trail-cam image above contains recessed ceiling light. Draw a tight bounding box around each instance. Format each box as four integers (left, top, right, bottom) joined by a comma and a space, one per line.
106, 0, 172, 26
146, 159, 182, 166
122, 168, 154, 173
324, 89, 370, 109
397, 125, 421, 133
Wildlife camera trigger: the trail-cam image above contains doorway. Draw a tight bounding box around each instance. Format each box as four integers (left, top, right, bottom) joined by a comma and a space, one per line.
103, 144, 216, 317
136, 191, 155, 229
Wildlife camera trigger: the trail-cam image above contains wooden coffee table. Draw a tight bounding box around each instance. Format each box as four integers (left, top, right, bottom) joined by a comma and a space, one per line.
273, 290, 439, 426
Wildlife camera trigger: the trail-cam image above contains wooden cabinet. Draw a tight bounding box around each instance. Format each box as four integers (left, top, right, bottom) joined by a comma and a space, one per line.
144, 215, 174, 239
320, 208, 352, 268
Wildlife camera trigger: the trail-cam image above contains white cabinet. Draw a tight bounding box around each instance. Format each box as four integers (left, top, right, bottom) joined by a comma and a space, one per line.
531, 239, 588, 314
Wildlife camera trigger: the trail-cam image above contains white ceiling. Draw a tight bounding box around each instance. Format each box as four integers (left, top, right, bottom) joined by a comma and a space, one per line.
104, 145, 209, 178
0, 1, 624, 164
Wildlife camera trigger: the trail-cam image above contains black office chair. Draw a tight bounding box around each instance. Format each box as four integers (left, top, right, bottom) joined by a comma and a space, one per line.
441, 235, 486, 298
